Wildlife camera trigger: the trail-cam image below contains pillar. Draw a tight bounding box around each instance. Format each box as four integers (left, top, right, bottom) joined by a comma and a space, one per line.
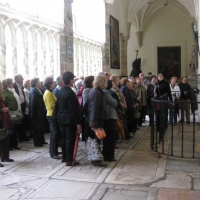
102, 3, 112, 73
120, 23, 131, 76
60, 0, 74, 75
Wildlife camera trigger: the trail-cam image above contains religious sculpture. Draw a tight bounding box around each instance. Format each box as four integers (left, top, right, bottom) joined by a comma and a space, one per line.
130, 50, 142, 77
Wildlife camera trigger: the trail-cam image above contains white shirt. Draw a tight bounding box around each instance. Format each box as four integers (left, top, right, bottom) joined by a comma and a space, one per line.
23, 88, 30, 115
170, 84, 181, 101
16, 82, 25, 103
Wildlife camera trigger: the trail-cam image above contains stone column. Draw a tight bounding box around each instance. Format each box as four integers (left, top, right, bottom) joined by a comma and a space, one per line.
120, 23, 131, 76
60, 0, 74, 75
120, 34, 127, 76
0, 35, 6, 80
33, 42, 38, 77
23, 40, 28, 79
102, 3, 112, 73
42, 45, 46, 80
12, 38, 17, 76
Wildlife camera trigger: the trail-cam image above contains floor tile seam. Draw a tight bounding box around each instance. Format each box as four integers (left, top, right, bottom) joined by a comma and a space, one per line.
2, 149, 49, 173
129, 127, 151, 150
91, 182, 160, 200
3, 177, 49, 191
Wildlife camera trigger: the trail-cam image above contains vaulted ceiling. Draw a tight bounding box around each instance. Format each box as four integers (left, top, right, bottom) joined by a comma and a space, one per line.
114, 0, 198, 34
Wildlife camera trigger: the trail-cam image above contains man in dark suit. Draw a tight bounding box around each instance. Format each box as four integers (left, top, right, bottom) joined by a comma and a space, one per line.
14, 74, 30, 141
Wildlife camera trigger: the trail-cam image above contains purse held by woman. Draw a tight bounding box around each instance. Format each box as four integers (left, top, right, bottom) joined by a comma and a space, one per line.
94, 128, 106, 139
0, 120, 8, 140
9, 110, 23, 121
86, 137, 103, 161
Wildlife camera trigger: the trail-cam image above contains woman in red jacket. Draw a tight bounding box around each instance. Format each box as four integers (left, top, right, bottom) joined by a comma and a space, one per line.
0, 81, 14, 167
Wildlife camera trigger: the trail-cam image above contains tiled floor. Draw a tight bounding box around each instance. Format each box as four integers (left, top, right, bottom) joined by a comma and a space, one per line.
1, 122, 200, 200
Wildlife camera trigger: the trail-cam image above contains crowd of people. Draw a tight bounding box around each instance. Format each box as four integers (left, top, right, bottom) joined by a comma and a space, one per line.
0, 71, 197, 167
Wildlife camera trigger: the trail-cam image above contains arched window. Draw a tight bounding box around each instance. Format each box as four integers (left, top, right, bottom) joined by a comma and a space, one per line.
2, 14, 59, 81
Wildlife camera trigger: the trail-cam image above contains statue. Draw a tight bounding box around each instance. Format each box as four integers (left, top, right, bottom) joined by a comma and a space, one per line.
130, 50, 142, 77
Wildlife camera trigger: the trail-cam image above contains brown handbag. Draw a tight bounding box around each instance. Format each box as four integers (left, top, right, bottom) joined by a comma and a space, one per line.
94, 128, 106, 139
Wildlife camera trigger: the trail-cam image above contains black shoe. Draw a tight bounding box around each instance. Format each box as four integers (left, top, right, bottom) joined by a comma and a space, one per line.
19, 138, 30, 141
0, 163, 4, 167
92, 161, 107, 167
61, 159, 66, 163
104, 159, 117, 162
187, 121, 190, 124
128, 136, 133, 138
1, 158, 14, 162
51, 156, 60, 160
9, 147, 14, 151
66, 161, 79, 166
34, 144, 43, 147
13, 147, 21, 150
58, 152, 62, 155
43, 142, 48, 145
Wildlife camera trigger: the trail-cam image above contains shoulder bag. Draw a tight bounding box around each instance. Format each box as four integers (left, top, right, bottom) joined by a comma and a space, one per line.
0, 120, 8, 140
9, 110, 23, 121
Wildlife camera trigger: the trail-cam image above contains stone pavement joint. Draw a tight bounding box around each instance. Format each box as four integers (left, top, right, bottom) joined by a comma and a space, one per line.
1, 124, 200, 199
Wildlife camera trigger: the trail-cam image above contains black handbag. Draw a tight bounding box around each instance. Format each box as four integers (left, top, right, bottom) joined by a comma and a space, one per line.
0, 120, 8, 140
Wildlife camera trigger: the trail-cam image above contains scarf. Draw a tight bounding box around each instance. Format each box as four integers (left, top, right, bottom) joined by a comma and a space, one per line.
7, 87, 21, 110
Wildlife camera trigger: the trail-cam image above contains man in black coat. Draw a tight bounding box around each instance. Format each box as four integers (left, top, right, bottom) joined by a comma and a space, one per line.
29, 78, 47, 147
14, 74, 29, 141
56, 71, 82, 166
154, 73, 172, 138
155, 73, 172, 101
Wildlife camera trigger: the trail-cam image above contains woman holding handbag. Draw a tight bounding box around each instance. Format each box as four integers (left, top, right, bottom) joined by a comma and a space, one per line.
1, 78, 22, 151
0, 81, 14, 166
87, 75, 107, 167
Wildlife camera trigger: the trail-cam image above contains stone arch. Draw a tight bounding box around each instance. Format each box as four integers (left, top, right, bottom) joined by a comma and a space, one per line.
27, 25, 36, 44
16, 22, 27, 42
4, 19, 16, 39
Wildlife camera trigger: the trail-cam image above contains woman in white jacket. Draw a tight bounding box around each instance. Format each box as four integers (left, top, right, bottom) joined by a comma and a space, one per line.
169, 77, 180, 125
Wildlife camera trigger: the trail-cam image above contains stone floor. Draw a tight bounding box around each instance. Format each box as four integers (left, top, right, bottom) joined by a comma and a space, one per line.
1, 122, 200, 200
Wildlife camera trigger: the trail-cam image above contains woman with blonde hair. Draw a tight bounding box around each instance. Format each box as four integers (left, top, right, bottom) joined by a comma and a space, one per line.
87, 75, 107, 167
